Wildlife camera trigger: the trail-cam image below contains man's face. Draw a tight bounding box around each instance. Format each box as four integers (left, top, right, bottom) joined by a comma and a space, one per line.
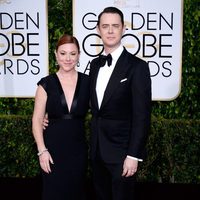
97, 13, 125, 51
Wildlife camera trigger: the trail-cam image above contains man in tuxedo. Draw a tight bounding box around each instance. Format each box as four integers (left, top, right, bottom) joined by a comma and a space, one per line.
89, 7, 152, 200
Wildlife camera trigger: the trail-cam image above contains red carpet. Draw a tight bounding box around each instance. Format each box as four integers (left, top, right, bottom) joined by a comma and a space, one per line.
0, 177, 199, 200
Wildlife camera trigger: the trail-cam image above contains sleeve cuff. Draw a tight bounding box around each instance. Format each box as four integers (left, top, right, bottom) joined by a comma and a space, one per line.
127, 155, 143, 162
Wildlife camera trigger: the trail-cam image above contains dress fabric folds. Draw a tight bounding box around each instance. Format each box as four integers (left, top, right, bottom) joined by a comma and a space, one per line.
37, 72, 90, 200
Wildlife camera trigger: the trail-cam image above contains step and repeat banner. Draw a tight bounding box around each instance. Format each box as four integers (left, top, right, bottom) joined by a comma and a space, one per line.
73, 0, 184, 101
0, 0, 48, 97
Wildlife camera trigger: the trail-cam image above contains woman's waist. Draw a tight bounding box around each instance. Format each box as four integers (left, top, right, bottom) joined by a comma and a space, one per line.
48, 114, 84, 120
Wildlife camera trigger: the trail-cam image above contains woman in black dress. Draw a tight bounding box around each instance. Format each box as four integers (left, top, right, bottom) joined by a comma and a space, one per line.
32, 34, 90, 200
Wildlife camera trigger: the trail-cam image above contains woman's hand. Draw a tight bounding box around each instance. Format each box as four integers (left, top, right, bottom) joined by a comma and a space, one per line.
39, 150, 54, 173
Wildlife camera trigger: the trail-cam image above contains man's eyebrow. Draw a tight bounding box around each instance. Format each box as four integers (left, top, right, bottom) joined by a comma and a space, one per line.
101, 23, 120, 26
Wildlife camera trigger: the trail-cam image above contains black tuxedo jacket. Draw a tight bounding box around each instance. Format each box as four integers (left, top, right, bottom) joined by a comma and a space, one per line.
89, 48, 151, 163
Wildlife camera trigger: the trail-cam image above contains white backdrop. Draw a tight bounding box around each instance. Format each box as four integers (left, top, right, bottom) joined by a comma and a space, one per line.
73, 0, 184, 101
0, 0, 48, 97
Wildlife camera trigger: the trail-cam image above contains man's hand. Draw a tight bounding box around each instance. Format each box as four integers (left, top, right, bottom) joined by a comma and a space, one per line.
122, 157, 138, 177
43, 113, 49, 130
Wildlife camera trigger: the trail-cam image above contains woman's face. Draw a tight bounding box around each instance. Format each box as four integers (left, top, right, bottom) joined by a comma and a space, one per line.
55, 43, 80, 72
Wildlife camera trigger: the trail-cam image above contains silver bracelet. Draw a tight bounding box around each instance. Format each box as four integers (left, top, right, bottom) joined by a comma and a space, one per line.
37, 148, 48, 156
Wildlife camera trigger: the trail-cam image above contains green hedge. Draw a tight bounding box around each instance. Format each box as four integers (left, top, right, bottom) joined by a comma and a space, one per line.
138, 117, 200, 183
0, 115, 199, 183
0, 115, 39, 178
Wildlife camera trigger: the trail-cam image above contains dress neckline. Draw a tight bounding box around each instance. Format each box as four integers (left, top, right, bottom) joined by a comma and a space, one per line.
53, 72, 81, 114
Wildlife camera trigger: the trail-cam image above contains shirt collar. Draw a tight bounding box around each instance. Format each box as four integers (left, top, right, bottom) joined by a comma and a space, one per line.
103, 45, 124, 63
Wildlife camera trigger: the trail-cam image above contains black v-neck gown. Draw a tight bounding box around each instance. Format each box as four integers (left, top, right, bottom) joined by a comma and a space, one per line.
37, 72, 90, 200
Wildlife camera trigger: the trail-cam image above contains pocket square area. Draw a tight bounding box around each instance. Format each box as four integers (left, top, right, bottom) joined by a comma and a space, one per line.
120, 78, 127, 83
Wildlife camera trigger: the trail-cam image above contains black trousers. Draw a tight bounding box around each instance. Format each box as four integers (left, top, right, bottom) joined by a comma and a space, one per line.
91, 158, 137, 200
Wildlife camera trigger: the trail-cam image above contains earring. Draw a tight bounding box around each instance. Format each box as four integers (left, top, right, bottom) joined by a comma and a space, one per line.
55, 61, 59, 68
77, 61, 80, 68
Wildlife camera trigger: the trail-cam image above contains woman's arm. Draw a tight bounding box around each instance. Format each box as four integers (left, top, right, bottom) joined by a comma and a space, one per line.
32, 85, 47, 152
32, 85, 53, 173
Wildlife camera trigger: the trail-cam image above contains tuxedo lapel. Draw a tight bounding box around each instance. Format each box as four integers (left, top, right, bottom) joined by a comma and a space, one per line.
101, 49, 130, 108
91, 58, 101, 110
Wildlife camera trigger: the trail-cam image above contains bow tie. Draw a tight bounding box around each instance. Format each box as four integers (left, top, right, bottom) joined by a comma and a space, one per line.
99, 54, 112, 67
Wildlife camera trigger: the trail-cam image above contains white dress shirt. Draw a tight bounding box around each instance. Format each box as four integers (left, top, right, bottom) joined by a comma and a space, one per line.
95, 45, 142, 162
96, 45, 123, 108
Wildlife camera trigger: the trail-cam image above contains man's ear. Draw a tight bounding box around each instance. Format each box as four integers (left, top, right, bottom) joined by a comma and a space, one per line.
96, 25, 100, 34
123, 25, 126, 34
